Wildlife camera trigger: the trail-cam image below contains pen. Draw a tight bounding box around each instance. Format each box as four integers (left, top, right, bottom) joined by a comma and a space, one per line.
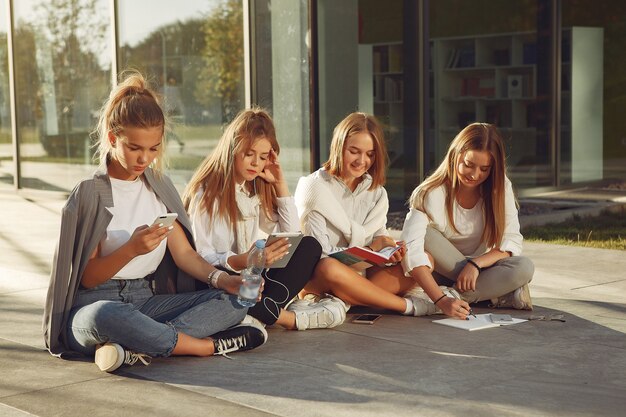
449, 290, 477, 319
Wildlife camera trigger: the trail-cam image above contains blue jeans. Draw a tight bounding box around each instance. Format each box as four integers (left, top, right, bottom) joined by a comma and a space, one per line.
67, 279, 247, 357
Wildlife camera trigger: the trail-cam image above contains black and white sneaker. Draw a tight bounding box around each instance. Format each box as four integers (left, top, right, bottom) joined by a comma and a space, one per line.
212, 315, 268, 358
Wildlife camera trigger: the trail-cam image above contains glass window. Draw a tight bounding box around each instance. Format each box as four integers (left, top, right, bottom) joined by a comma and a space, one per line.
252, 0, 311, 187
13, 0, 112, 192
317, 0, 416, 204
562, 2, 626, 184
0, 0, 12, 191
117, 0, 245, 192
429, 0, 552, 188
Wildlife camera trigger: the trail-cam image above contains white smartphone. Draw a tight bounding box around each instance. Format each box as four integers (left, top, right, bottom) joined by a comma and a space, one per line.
352, 314, 382, 325
151, 213, 178, 228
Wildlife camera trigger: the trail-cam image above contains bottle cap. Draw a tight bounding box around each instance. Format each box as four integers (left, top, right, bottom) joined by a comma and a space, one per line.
255, 239, 266, 249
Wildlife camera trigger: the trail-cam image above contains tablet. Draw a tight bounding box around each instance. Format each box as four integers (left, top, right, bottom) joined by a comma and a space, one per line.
265, 232, 304, 268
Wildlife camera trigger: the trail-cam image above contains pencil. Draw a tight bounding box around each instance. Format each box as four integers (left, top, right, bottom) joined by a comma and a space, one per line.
449, 290, 477, 318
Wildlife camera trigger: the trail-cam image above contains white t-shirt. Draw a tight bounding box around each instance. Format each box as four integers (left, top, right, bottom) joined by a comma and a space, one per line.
448, 200, 485, 256
101, 177, 168, 279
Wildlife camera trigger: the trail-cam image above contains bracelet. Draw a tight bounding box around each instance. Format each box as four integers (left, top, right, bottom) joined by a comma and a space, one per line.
207, 270, 226, 289
467, 258, 482, 273
434, 294, 447, 305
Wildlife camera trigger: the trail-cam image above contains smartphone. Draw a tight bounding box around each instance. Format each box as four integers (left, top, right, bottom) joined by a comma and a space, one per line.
352, 314, 382, 324
151, 213, 178, 228
490, 313, 513, 324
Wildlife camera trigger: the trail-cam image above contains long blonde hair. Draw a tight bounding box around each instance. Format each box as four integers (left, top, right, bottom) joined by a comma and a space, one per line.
409, 123, 507, 248
183, 107, 279, 232
94, 71, 166, 172
322, 112, 388, 190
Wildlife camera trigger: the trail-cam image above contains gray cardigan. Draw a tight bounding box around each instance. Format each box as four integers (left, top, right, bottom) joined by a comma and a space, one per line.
42, 168, 200, 357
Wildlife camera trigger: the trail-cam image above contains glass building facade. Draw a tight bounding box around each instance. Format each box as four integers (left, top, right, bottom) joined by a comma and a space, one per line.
1, 0, 624, 203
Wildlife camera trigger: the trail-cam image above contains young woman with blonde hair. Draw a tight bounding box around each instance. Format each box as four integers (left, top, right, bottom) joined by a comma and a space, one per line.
401, 122, 534, 317
43, 72, 266, 373
295, 112, 459, 316
184, 107, 347, 331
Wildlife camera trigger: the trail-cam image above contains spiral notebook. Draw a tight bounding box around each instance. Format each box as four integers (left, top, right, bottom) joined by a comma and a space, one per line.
433, 313, 527, 331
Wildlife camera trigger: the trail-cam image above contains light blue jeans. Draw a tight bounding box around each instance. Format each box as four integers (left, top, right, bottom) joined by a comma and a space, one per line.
67, 278, 247, 357
425, 227, 534, 303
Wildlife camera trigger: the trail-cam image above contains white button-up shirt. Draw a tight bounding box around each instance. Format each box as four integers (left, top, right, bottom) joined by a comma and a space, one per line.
190, 184, 300, 272
298, 169, 389, 256
401, 176, 523, 274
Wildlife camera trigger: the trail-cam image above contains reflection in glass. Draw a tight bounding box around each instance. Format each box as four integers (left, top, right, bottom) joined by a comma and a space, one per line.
317, 0, 412, 203
429, 0, 551, 188
13, 0, 112, 192
117, 0, 245, 191
0, 0, 13, 190
252, 0, 311, 187
562, 2, 625, 183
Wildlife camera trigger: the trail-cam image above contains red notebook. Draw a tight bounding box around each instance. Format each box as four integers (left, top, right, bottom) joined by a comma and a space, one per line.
329, 245, 401, 270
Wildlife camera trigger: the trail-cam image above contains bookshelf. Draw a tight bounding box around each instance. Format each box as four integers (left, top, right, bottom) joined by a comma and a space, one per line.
431, 28, 603, 185
359, 42, 405, 200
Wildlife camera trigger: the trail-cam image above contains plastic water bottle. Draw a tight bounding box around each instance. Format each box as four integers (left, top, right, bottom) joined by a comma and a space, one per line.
237, 239, 265, 307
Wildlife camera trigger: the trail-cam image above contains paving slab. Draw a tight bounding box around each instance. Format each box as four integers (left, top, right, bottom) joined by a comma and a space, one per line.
1, 194, 625, 417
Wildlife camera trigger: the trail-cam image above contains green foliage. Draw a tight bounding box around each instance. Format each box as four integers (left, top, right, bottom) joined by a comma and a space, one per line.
522, 208, 626, 250
195, 0, 243, 122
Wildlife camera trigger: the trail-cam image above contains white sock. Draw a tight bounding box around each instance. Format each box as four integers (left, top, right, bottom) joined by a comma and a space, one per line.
403, 298, 414, 315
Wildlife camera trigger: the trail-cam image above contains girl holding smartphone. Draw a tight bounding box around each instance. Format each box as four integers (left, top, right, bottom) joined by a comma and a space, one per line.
43, 72, 266, 373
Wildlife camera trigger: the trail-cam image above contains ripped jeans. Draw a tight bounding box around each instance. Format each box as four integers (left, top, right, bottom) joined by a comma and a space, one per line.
67, 278, 247, 357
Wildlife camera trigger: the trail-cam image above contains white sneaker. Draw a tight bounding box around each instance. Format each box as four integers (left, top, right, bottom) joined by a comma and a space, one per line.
490, 284, 533, 310
94, 342, 151, 373
287, 294, 348, 330
407, 286, 458, 316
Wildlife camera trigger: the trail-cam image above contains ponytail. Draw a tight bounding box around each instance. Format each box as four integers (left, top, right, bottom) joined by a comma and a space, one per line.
94, 71, 166, 172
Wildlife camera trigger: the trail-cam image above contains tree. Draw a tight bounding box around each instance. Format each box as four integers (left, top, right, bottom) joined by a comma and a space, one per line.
195, 0, 244, 122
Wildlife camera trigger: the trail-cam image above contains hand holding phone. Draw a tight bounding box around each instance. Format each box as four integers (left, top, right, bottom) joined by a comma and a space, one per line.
151, 213, 178, 228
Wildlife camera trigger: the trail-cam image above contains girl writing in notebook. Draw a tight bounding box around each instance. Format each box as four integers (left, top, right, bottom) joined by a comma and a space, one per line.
401, 122, 534, 316
183, 108, 347, 331
43, 72, 266, 373
295, 112, 466, 317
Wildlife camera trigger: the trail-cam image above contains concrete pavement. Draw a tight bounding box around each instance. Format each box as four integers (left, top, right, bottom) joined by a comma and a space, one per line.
0, 192, 625, 417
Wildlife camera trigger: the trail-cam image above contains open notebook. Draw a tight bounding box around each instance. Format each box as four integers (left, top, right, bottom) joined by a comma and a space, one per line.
433, 313, 527, 331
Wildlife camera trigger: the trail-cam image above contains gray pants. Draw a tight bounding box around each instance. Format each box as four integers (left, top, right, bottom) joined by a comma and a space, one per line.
425, 227, 534, 303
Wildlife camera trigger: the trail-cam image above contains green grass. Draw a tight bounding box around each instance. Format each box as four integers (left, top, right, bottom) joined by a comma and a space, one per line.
522, 207, 626, 250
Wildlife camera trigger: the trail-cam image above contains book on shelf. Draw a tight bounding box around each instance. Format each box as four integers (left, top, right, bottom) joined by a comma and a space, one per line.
373, 45, 389, 73
493, 48, 510, 66
456, 46, 475, 68
329, 245, 402, 270
523, 42, 537, 65
446, 48, 457, 68
478, 77, 495, 97
387, 44, 403, 72
460, 77, 480, 96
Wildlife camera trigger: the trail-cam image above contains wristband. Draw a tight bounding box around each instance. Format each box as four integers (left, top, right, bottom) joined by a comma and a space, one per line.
208, 270, 226, 288
434, 294, 447, 305
467, 258, 482, 273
